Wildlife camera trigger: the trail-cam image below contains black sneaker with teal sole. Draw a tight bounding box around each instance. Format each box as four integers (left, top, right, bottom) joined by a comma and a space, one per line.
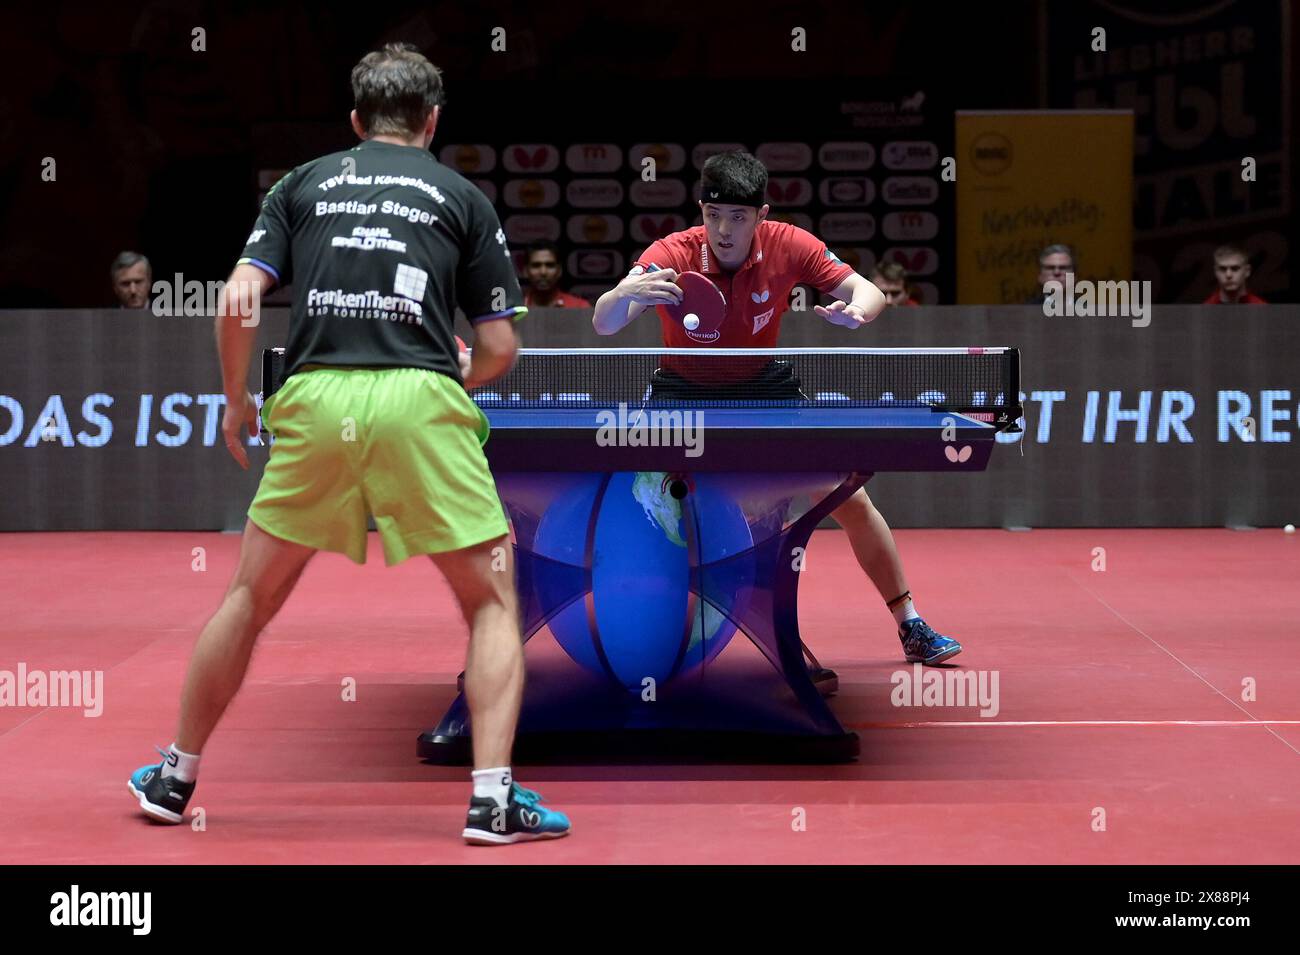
128, 747, 195, 824
463, 782, 571, 845
899, 618, 963, 665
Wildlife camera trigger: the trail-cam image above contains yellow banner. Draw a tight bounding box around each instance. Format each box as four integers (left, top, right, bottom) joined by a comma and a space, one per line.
955, 111, 1133, 304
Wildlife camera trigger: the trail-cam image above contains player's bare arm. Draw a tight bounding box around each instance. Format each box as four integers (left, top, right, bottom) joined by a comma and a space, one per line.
816, 272, 887, 328
462, 317, 520, 390
592, 267, 682, 335
215, 262, 272, 469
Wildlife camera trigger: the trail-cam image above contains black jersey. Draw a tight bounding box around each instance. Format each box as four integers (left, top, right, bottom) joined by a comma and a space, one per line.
237, 139, 524, 381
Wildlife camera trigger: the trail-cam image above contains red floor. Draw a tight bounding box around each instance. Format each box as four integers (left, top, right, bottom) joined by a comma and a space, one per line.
1, 528, 1298, 864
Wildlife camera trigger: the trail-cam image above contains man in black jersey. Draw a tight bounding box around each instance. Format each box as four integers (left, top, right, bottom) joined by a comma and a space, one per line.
129, 44, 570, 845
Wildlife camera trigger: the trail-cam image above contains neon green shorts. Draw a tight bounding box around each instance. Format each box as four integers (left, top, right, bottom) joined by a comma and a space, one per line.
249, 366, 509, 565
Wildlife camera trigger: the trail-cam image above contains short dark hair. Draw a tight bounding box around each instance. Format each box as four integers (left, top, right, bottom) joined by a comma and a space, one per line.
870, 262, 907, 283
525, 240, 561, 263
1213, 244, 1249, 262
110, 251, 150, 280
700, 151, 768, 208
1038, 243, 1076, 268
351, 43, 446, 137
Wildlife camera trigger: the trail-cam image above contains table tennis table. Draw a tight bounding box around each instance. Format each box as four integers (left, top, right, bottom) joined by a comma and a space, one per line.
263, 346, 1021, 762
475, 404, 1000, 473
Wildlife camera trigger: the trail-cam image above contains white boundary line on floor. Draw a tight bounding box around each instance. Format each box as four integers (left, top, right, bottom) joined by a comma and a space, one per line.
855, 720, 1300, 728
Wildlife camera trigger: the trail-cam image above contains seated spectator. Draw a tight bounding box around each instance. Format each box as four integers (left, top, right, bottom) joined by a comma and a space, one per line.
1204, 245, 1267, 304
868, 262, 919, 306
522, 240, 591, 308
111, 251, 152, 309
1024, 244, 1076, 304
1024, 243, 1075, 304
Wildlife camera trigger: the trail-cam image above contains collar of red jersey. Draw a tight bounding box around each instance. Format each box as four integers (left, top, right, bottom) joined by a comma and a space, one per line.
698, 227, 765, 276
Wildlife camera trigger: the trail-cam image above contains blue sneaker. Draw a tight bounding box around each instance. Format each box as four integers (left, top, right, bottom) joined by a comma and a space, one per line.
899, 618, 963, 665
463, 782, 571, 845
128, 747, 195, 824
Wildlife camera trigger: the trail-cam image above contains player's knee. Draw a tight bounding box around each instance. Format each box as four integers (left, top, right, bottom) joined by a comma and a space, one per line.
835, 490, 874, 523
435, 538, 518, 620
219, 581, 264, 634
470, 568, 518, 619
231, 572, 297, 629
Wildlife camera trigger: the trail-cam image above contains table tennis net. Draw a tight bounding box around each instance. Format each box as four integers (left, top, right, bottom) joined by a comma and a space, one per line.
474, 348, 1021, 425
262, 346, 1022, 427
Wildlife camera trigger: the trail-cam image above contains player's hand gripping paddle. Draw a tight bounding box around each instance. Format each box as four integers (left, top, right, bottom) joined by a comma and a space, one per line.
663, 271, 726, 336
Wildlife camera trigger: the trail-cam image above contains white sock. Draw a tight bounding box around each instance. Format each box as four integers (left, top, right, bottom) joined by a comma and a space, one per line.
472, 766, 512, 808
889, 593, 920, 629
161, 743, 200, 783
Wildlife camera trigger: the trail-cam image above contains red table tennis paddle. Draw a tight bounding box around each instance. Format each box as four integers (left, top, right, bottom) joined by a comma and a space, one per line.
663, 271, 726, 336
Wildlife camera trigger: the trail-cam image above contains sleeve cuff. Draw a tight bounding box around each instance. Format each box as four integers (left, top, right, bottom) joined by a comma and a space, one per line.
237, 257, 282, 283
469, 306, 528, 325
815, 265, 858, 294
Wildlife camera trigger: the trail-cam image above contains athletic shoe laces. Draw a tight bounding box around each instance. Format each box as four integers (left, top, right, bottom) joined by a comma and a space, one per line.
512, 784, 544, 806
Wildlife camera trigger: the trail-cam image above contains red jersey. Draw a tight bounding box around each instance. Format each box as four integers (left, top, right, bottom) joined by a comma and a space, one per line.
524, 289, 591, 308
632, 221, 856, 347
1203, 291, 1267, 304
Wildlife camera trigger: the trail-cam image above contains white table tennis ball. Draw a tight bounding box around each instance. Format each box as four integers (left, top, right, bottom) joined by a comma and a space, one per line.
683, 313, 700, 330
1285, 524, 1296, 534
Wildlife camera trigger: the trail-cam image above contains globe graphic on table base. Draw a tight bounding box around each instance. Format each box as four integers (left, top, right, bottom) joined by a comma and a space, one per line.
532, 471, 754, 691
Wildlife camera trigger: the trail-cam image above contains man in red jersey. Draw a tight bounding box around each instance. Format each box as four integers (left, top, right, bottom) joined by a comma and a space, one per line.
1204, 245, 1267, 304
522, 240, 592, 308
593, 150, 962, 665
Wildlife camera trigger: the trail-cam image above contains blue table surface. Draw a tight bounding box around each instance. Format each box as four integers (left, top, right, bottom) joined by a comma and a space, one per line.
478, 405, 994, 430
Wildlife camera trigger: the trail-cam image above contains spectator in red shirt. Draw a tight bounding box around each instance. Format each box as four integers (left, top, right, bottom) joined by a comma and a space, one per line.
869, 262, 920, 306
593, 150, 962, 668
522, 240, 591, 308
1204, 245, 1267, 304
